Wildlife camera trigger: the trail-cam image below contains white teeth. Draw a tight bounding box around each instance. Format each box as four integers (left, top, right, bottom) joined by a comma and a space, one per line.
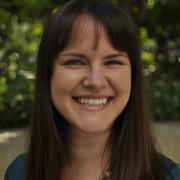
77, 98, 109, 106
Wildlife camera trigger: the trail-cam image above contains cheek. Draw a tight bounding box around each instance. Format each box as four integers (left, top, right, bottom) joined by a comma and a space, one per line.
51, 75, 68, 98
109, 68, 131, 92
50, 69, 83, 97
50, 72, 72, 114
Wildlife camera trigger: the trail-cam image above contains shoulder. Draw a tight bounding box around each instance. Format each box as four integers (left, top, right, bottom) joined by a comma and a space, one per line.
160, 155, 180, 180
167, 163, 180, 180
4, 153, 27, 180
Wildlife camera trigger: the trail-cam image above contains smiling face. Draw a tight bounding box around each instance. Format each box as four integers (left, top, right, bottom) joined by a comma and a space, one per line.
50, 16, 131, 134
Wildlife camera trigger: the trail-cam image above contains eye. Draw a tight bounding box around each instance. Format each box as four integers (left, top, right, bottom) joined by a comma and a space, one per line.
106, 59, 124, 65
64, 59, 85, 66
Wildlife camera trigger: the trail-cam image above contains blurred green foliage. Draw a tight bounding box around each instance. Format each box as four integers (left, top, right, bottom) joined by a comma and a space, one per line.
140, 0, 180, 120
0, 0, 179, 128
0, 0, 57, 128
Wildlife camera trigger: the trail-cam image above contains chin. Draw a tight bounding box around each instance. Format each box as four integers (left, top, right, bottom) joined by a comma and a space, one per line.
70, 122, 113, 135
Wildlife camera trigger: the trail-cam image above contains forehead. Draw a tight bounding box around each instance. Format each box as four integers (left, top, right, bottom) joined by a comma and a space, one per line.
66, 15, 112, 50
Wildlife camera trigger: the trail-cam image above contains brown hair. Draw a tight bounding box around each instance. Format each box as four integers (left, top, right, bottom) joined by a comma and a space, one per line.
26, 0, 170, 179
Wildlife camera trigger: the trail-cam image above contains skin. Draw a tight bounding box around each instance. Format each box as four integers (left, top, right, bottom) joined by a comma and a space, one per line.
50, 15, 131, 180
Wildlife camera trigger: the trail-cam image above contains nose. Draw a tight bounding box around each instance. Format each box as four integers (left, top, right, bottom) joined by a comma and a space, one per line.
82, 66, 107, 91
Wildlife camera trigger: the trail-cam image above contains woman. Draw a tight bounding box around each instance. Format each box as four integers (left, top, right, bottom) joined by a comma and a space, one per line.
4, 0, 180, 180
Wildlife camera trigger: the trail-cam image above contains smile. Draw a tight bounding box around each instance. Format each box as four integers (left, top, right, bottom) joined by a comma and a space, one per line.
72, 97, 113, 111
77, 97, 108, 106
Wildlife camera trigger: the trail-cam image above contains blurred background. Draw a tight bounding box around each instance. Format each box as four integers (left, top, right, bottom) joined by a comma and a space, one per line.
0, 0, 180, 179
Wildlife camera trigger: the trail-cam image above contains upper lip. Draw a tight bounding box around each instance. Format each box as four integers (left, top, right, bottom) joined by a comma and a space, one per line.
73, 95, 114, 98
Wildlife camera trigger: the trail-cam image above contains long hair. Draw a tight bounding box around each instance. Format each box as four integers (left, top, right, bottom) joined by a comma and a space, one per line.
26, 0, 170, 180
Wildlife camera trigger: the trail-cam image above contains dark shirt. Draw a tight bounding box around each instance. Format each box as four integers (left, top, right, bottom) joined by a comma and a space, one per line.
4, 154, 26, 180
4, 154, 180, 180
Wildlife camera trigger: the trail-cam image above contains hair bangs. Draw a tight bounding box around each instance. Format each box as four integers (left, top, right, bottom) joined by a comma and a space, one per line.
61, 14, 102, 51
48, 0, 138, 64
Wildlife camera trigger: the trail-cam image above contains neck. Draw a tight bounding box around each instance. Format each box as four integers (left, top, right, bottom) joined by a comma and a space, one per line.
68, 127, 111, 168
60, 128, 111, 180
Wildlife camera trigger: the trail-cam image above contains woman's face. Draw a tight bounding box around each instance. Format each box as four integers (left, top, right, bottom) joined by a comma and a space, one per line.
51, 17, 131, 134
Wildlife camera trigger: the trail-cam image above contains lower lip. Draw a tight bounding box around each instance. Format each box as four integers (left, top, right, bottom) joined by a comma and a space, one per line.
72, 98, 113, 112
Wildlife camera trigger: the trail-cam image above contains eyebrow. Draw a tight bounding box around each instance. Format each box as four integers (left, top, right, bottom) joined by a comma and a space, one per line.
60, 52, 128, 59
